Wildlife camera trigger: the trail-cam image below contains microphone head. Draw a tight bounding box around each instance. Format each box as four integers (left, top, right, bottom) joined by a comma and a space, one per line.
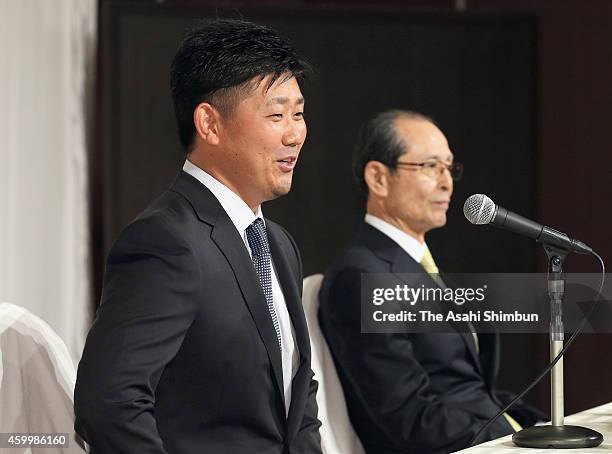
463, 194, 496, 225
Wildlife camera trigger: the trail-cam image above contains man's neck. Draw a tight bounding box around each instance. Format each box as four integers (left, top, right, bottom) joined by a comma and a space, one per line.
187, 155, 259, 214
366, 204, 425, 243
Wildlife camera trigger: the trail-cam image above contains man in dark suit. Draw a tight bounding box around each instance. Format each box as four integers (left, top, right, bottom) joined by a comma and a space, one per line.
75, 20, 321, 453
319, 110, 542, 453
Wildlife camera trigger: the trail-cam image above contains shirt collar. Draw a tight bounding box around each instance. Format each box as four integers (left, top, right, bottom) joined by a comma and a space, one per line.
183, 160, 263, 236
364, 213, 428, 263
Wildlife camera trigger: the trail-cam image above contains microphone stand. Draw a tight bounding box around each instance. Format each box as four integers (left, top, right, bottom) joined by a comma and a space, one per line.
512, 245, 603, 448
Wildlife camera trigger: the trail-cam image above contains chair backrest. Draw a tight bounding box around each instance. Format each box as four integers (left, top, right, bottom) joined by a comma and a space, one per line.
302, 275, 366, 454
0, 302, 86, 453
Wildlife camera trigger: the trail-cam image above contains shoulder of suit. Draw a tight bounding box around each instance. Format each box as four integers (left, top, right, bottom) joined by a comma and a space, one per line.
332, 242, 387, 271
111, 191, 197, 253
321, 243, 388, 291
142, 189, 198, 221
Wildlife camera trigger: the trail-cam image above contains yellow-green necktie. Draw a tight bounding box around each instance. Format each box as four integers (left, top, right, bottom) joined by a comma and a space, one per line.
420, 248, 439, 274
504, 413, 523, 432
420, 248, 446, 289
420, 248, 480, 352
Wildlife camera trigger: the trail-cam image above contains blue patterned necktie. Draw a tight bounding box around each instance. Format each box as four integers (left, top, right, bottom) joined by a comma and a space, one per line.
246, 218, 282, 351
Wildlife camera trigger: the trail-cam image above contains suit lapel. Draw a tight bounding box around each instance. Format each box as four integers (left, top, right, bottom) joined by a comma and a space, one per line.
267, 226, 311, 436
360, 223, 482, 373
171, 172, 285, 404
440, 272, 482, 373
210, 216, 285, 402
267, 226, 309, 357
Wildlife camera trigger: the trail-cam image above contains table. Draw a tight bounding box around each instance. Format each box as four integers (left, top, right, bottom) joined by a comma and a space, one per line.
455, 402, 612, 453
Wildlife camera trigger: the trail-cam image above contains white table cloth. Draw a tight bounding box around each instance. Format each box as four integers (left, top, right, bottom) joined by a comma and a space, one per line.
455, 402, 612, 453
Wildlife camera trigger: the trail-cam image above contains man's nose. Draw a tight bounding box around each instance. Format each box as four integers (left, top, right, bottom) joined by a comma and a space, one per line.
439, 166, 453, 191
282, 120, 306, 147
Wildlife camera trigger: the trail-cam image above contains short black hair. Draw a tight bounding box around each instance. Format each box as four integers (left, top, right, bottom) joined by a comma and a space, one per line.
170, 19, 311, 153
352, 110, 434, 194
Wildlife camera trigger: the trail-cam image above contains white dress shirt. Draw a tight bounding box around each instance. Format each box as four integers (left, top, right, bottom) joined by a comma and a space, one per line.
365, 213, 428, 262
183, 160, 298, 415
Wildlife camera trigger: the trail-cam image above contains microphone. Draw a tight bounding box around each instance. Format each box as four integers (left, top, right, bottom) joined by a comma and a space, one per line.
463, 194, 593, 255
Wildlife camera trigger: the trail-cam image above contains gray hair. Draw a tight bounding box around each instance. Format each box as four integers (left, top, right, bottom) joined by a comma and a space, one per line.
352, 109, 434, 194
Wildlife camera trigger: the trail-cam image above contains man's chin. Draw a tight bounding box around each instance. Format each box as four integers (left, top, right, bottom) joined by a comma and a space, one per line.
271, 185, 291, 199
270, 177, 293, 198
262, 184, 292, 203
430, 215, 447, 229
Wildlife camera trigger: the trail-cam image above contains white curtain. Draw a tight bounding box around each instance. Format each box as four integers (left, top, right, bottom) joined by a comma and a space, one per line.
0, 0, 97, 363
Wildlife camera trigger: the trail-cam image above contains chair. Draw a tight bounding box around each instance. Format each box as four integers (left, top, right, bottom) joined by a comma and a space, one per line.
302, 275, 366, 454
0, 302, 86, 453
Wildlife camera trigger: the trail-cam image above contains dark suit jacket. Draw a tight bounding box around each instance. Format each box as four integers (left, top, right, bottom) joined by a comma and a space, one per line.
75, 171, 322, 454
318, 223, 541, 454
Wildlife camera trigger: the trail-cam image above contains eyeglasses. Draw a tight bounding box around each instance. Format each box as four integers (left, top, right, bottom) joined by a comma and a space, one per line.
394, 160, 464, 181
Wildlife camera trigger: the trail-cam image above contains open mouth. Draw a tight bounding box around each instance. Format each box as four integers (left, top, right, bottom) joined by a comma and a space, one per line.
277, 156, 297, 172
433, 201, 450, 208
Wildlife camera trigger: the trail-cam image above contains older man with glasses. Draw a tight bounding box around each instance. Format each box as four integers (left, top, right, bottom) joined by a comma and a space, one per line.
318, 110, 543, 454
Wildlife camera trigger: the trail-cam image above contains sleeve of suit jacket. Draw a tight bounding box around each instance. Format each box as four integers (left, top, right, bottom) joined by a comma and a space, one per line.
495, 389, 548, 427
294, 370, 323, 453
283, 227, 323, 453
74, 214, 200, 453
322, 266, 512, 453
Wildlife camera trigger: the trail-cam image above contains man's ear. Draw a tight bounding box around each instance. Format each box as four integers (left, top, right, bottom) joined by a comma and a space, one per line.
193, 103, 220, 146
364, 161, 390, 198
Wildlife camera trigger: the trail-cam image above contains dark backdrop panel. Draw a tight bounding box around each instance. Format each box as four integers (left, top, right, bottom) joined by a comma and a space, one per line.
99, 0, 540, 407
100, 3, 537, 275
